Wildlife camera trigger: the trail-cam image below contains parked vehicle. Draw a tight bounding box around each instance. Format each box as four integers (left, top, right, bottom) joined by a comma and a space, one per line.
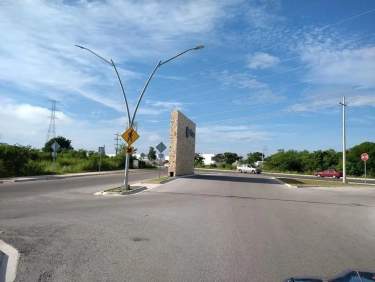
286, 270, 375, 282
314, 169, 342, 179
237, 164, 261, 174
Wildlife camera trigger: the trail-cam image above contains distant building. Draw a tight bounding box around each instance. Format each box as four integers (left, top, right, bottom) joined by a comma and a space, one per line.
202, 153, 215, 166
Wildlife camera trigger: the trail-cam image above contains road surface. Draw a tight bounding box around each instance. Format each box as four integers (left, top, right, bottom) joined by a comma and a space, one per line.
196, 168, 375, 185
1, 171, 374, 281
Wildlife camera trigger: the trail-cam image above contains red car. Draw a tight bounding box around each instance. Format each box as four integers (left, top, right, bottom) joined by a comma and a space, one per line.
314, 169, 342, 179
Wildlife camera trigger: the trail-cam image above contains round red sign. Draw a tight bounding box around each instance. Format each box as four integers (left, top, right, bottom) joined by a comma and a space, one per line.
361, 153, 369, 161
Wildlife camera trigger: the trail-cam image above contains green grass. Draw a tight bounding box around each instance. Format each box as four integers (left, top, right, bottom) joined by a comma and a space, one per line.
278, 177, 360, 187
142, 176, 170, 184
104, 187, 123, 193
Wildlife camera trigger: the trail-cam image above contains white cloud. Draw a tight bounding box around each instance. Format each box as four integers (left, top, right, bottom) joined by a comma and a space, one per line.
247, 52, 280, 69
302, 46, 375, 89
219, 71, 283, 104
288, 88, 375, 112
287, 31, 375, 113
246, 0, 284, 29
138, 100, 183, 116
0, 98, 168, 153
0, 98, 72, 145
0, 0, 230, 111
197, 124, 270, 142
297, 32, 375, 89
350, 95, 375, 107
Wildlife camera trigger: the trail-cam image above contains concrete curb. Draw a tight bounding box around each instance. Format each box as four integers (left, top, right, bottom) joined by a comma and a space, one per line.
272, 177, 298, 188
263, 171, 375, 182
1, 170, 124, 183
275, 177, 375, 190
196, 168, 375, 182
94, 182, 163, 197
348, 181, 375, 186
94, 185, 147, 196
0, 169, 159, 184
0, 240, 19, 282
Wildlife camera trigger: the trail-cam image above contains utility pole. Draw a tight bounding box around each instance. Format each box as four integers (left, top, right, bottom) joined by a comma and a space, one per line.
114, 133, 120, 155
339, 96, 347, 184
262, 146, 267, 168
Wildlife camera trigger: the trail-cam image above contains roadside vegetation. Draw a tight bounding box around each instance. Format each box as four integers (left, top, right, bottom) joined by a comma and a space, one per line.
195, 142, 375, 177
0, 136, 151, 178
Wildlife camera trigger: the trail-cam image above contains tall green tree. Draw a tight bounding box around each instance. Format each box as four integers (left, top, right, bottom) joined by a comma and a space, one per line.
246, 152, 263, 165
43, 136, 73, 152
347, 142, 375, 177
147, 146, 157, 161
212, 153, 224, 163
223, 152, 241, 164
194, 153, 204, 167
213, 152, 241, 165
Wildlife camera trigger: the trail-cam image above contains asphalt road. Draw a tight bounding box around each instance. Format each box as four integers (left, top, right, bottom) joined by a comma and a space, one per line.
1, 171, 375, 281
0, 168, 166, 199
196, 168, 375, 185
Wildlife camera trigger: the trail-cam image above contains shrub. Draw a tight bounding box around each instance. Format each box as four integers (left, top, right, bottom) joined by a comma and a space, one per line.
21, 160, 46, 176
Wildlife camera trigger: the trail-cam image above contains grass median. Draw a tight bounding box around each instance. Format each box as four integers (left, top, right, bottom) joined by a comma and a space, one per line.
278, 177, 352, 187
142, 176, 170, 184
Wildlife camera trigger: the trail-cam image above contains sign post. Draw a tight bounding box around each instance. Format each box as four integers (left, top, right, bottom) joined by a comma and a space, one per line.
98, 146, 105, 172
361, 153, 369, 184
121, 127, 140, 191
156, 142, 167, 178
51, 141, 60, 170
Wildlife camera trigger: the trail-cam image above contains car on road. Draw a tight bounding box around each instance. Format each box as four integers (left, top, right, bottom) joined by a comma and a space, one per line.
314, 169, 342, 179
286, 270, 375, 281
237, 164, 261, 174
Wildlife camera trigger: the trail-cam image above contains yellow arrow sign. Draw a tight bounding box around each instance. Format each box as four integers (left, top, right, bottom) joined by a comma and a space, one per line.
121, 127, 139, 146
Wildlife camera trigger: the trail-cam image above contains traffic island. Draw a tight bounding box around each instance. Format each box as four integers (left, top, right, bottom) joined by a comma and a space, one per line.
94, 177, 175, 196
94, 185, 147, 196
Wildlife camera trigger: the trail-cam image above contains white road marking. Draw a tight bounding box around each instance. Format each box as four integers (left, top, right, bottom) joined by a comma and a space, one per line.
0, 239, 19, 282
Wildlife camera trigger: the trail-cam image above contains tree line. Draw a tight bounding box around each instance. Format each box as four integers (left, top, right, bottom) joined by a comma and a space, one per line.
196, 142, 374, 177
0, 136, 149, 178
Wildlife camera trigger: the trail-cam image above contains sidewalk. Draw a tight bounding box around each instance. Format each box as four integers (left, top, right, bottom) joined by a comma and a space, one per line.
0, 170, 125, 183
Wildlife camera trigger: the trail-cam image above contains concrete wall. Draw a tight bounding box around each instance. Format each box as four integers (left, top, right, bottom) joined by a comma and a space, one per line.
168, 111, 196, 176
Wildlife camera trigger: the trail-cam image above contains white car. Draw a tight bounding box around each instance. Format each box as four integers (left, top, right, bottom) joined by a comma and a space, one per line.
237, 164, 261, 174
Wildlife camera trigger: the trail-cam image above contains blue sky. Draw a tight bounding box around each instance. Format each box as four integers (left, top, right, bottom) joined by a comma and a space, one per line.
0, 0, 374, 156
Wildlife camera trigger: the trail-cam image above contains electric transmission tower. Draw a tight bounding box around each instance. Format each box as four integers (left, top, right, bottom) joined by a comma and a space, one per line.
114, 133, 120, 155
46, 100, 57, 143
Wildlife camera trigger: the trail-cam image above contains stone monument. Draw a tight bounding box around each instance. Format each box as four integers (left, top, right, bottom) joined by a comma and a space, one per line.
168, 110, 196, 177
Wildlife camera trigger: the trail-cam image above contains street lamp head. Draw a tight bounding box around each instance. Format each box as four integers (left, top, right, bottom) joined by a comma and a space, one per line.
193, 45, 205, 50
74, 44, 85, 49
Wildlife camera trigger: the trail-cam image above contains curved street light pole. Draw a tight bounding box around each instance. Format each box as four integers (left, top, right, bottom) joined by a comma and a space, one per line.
75, 45, 131, 124
76, 44, 204, 191
130, 45, 204, 128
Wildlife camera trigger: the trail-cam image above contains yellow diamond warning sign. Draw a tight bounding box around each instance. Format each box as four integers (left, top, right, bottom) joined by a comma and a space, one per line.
121, 127, 139, 146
